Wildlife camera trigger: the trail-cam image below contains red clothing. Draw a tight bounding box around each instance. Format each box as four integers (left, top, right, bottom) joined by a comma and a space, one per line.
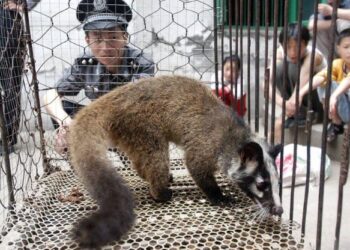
213, 86, 247, 117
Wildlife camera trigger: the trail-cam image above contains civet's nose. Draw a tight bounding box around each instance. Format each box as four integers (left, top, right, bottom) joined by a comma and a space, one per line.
271, 206, 284, 216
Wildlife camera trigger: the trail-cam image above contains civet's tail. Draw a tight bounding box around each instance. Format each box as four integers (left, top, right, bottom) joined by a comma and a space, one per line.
69, 111, 135, 248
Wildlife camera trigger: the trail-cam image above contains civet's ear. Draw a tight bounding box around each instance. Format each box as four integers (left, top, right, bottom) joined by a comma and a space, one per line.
238, 141, 263, 163
269, 144, 283, 159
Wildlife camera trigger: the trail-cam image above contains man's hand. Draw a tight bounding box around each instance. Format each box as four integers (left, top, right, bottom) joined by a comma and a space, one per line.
285, 97, 297, 117
54, 125, 70, 155
54, 115, 75, 155
3, 1, 24, 12
62, 116, 73, 128
318, 3, 333, 17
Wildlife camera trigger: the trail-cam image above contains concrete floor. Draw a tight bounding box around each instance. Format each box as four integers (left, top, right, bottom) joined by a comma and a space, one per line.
282, 160, 350, 250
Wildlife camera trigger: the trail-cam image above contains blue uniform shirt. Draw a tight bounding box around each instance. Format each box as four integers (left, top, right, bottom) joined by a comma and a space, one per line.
56, 45, 155, 100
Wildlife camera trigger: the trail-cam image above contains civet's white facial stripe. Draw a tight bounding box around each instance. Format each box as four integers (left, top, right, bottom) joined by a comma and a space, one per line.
249, 183, 263, 198
227, 159, 257, 181
263, 151, 282, 207
252, 136, 282, 208
245, 161, 258, 175
255, 175, 264, 184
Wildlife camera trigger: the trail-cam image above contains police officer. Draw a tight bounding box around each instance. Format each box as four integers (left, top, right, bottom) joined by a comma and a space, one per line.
43, 0, 155, 130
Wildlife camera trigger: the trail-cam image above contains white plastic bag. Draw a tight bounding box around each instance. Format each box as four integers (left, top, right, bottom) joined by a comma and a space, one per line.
275, 144, 331, 187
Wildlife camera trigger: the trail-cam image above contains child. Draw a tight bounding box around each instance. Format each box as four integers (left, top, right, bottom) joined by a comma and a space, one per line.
267, 23, 326, 144
211, 55, 246, 117
297, 28, 350, 142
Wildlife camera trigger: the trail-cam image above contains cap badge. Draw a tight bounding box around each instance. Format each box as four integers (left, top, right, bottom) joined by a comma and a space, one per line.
93, 0, 107, 11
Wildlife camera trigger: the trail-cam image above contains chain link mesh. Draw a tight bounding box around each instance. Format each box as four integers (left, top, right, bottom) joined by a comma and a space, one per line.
31, 0, 217, 170
0, 0, 307, 249
0, 0, 43, 228
1, 149, 304, 249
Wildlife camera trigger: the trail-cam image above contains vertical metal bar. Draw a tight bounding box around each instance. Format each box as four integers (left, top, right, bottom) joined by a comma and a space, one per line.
247, 0, 251, 124
264, 68, 270, 137
235, 0, 239, 55
229, 0, 238, 111
228, 0, 234, 108
213, 0, 219, 95
254, 0, 261, 133
263, 0, 270, 139
278, 0, 290, 201
289, 0, 304, 222
316, 1, 339, 249
220, 0, 225, 101
280, 0, 289, 146
22, 0, 50, 174
0, 95, 15, 206
302, 0, 320, 236
228, 0, 233, 56
239, 0, 244, 115
334, 125, 349, 250
234, 0, 239, 112
270, 0, 279, 144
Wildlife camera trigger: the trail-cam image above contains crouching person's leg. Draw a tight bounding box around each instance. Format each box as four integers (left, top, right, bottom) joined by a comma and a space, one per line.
336, 93, 350, 124
318, 82, 346, 142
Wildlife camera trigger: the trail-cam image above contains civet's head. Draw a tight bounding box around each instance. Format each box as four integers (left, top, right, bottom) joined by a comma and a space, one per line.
230, 140, 283, 216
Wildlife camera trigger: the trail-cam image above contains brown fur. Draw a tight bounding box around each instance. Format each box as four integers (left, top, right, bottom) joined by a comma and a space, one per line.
69, 75, 252, 247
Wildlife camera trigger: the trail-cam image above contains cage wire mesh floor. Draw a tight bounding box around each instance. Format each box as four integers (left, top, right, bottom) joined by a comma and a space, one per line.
0, 148, 304, 250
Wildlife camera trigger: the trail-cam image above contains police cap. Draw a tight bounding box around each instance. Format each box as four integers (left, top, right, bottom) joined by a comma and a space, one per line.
77, 0, 132, 31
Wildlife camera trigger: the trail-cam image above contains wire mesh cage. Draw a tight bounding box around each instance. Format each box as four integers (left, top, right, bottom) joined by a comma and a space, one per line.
1, 148, 304, 250
1, 0, 349, 249
3, 148, 303, 249
31, 0, 218, 170
0, 0, 303, 249
0, 0, 44, 229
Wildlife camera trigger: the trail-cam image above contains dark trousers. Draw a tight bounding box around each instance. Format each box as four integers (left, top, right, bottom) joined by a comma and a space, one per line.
0, 8, 25, 145
51, 100, 85, 129
275, 61, 324, 121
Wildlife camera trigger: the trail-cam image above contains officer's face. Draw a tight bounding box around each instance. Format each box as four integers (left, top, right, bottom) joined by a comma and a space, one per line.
85, 27, 128, 72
